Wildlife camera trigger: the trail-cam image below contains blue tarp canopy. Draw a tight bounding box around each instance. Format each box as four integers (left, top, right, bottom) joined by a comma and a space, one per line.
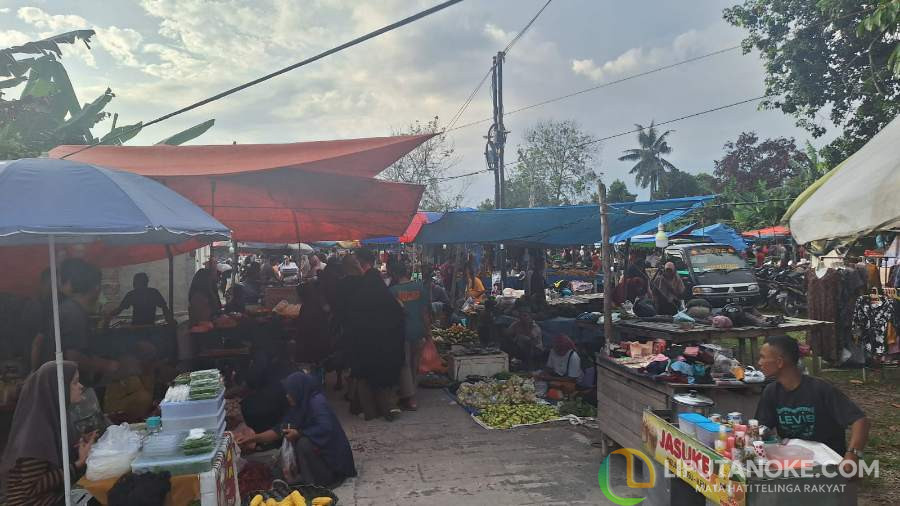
629, 222, 746, 252
415, 196, 714, 246
691, 223, 747, 252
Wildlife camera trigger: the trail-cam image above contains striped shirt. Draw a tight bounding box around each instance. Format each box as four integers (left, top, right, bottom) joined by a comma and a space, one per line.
5, 457, 79, 506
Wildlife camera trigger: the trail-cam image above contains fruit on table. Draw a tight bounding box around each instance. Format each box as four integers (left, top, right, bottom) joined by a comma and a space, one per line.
456, 375, 537, 409
431, 324, 478, 345
476, 403, 559, 429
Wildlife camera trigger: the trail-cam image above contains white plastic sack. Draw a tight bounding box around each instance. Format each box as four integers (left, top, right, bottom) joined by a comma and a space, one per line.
85, 423, 141, 481
280, 438, 301, 483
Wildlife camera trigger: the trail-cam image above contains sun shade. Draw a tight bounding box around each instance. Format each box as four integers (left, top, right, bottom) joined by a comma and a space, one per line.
414, 196, 714, 246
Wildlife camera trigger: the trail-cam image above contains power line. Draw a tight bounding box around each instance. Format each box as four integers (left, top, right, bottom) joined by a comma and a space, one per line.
445, 0, 553, 130
446, 44, 742, 133
432, 94, 768, 183
61, 0, 466, 159
503, 0, 553, 55
503, 94, 768, 168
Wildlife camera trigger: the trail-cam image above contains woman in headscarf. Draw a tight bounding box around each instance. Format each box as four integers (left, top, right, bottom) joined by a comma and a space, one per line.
1, 361, 97, 506
188, 268, 221, 324
339, 250, 405, 421
543, 334, 582, 380
651, 261, 686, 315
235, 372, 356, 486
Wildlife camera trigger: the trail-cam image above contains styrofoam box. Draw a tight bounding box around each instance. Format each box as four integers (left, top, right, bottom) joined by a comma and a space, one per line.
160, 390, 224, 419
162, 405, 225, 433
448, 352, 509, 380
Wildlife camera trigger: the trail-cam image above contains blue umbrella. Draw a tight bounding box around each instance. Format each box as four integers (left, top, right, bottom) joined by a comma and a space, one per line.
0, 158, 230, 504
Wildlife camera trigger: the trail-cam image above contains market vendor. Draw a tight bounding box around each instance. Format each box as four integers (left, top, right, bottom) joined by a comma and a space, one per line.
235, 372, 357, 487
188, 268, 221, 325
504, 311, 543, 369
463, 263, 486, 303
541, 334, 582, 381
1, 361, 97, 506
260, 256, 281, 286
650, 262, 685, 315
755, 336, 870, 473
103, 273, 175, 327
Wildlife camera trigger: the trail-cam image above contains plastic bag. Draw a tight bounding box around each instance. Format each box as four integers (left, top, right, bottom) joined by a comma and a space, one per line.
418, 338, 445, 374
280, 438, 301, 483
85, 423, 141, 481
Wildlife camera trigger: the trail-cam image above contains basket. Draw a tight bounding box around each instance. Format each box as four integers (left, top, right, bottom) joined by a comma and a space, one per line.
243, 479, 339, 506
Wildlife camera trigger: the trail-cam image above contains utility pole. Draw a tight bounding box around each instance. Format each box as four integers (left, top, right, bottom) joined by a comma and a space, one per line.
485, 51, 507, 209
599, 181, 614, 348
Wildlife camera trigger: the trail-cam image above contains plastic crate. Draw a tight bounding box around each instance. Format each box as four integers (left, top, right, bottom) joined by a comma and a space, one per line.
677, 413, 709, 437
162, 405, 225, 433
695, 421, 730, 448
160, 390, 224, 419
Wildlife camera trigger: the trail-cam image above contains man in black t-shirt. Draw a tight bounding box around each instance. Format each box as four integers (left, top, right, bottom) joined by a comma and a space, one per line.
104, 273, 174, 326
755, 336, 870, 474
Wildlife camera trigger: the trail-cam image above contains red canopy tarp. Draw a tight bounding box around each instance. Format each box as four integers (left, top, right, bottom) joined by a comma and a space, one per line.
0, 136, 427, 295
741, 226, 791, 238
49, 135, 430, 243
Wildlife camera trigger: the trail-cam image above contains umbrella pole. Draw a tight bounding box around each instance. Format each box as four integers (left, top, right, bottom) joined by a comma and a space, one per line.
48, 236, 73, 506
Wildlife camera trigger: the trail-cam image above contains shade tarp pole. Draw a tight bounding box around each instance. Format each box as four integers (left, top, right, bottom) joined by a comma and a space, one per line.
48, 235, 72, 506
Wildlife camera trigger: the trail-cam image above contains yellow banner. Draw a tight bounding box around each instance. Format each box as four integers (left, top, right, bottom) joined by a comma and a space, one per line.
642, 410, 746, 506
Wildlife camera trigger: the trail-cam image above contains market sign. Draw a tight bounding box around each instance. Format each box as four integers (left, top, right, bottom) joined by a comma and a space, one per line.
642, 410, 746, 506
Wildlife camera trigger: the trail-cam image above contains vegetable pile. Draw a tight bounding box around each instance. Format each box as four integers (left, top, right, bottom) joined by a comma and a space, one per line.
557, 398, 597, 418
475, 403, 559, 429
431, 324, 478, 346
456, 375, 537, 409
172, 369, 223, 400
181, 429, 216, 455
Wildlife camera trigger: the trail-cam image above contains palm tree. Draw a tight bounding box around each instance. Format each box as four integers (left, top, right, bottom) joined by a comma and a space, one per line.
618, 121, 677, 199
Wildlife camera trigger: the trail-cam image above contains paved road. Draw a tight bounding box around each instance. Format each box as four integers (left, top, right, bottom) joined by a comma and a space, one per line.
329, 386, 638, 505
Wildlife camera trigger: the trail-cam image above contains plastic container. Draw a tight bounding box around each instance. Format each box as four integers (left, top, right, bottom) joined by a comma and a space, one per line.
161, 404, 225, 433
131, 438, 221, 476
677, 413, 709, 437
160, 390, 224, 419
141, 433, 181, 457
696, 422, 731, 448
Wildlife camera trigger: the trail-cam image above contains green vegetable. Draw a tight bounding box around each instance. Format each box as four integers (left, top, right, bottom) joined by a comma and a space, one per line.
476, 403, 559, 429
557, 399, 596, 418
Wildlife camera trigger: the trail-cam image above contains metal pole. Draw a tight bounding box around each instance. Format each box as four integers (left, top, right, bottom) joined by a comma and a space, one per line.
496, 51, 506, 209
166, 245, 175, 311
48, 236, 73, 506
599, 183, 614, 348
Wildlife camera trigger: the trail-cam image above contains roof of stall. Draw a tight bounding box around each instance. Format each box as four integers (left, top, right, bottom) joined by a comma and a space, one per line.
414, 196, 714, 246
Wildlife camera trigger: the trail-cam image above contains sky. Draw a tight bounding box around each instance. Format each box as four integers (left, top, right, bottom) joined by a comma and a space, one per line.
0, 0, 838, 205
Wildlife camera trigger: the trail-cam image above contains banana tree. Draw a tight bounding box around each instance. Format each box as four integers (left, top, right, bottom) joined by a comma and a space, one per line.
1, 31, 214, 160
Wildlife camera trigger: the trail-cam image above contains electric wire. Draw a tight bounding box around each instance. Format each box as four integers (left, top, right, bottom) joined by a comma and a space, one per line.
61, 0, 466, 159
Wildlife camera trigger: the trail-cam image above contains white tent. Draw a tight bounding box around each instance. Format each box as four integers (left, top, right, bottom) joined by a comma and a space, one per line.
786, 114, 900, 244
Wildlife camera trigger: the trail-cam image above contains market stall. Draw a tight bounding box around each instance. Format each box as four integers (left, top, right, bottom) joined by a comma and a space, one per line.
614, 317, 830, 365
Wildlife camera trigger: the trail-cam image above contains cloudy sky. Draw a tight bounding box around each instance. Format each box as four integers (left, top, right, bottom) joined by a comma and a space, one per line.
1, 0, 836, 204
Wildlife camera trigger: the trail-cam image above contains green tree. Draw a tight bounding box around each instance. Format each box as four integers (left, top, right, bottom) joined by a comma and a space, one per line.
1, 31, 214, 160
606, 179, 637, 203
712, 132, 808, 190
477, 198, 495, 210
381, 116, 465, 212
505, 120, 599, 208
724, 1, 900, 167
658, 168, 707, 199
618, 121, 676, 199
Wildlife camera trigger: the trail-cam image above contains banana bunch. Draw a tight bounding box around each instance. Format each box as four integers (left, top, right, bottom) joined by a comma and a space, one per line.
432, 324, 478, 345
476, 403, 559, 429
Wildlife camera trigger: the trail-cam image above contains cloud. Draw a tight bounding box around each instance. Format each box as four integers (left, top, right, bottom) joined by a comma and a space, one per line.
571, 26, 729, 83
16, 7, 144, 69
0, 8, 10, 14
0, 30, 32, 48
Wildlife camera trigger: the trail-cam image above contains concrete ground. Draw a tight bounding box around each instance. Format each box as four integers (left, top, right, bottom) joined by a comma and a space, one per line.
329, 387, 638, 505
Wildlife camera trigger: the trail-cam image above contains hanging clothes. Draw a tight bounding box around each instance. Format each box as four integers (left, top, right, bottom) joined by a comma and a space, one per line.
806, 268, 842, 363
852, 295, 897, 357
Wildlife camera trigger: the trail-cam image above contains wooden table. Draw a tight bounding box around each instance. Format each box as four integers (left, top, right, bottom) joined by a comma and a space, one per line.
594, 353, 763, 457
614, 317, 831, 366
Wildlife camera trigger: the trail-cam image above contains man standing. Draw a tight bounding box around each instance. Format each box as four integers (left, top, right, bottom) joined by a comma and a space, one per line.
755, 336, 870, 475
104, 273, 175, 327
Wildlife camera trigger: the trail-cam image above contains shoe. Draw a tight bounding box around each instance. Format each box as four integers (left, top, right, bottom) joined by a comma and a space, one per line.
400, 401, 418, 412
384, 408, 402, 422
